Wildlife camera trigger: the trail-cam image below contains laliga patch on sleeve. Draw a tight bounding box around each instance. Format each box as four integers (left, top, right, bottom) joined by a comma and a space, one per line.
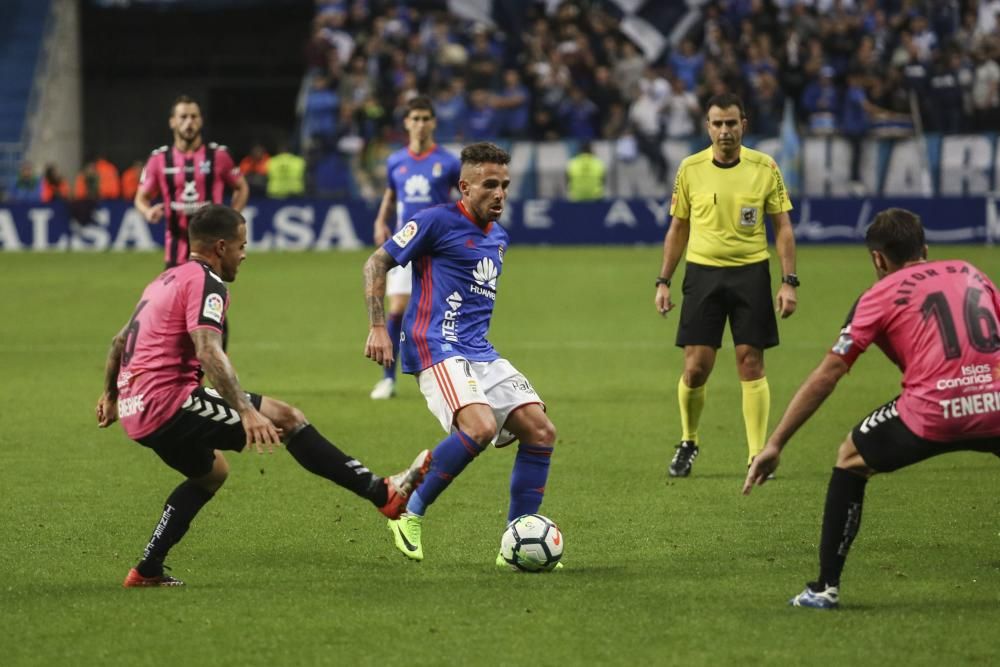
202, 293, 225, 323
831, 328, 853, 356
392, 221, 419, 247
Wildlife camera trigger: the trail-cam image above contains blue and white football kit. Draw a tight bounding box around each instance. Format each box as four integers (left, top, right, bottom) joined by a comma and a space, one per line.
382, 200, 552, 524
376, 145, 460, 394
384, 145, 460, 297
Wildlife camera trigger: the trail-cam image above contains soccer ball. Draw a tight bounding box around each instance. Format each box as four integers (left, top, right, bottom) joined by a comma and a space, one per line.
499, 514, 563, 572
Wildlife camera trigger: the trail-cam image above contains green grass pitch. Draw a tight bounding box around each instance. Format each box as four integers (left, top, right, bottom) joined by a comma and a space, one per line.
1, 245, 998, 666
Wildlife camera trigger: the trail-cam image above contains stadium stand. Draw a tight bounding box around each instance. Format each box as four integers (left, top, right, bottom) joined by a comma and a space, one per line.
0, 0, 51, 192
296, 0, 1000, 198
4, 1, 999, 204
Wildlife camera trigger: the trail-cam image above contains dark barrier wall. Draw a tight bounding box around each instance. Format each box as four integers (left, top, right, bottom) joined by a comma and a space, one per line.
1, 197, 997, 251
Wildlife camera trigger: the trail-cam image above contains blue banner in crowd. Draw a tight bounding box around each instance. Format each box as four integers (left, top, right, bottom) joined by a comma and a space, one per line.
0, 197, 996, 251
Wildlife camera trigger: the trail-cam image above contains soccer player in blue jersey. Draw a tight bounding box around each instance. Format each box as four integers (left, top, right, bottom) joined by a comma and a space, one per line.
363, 142, 558, 564
369, 96, 461, 400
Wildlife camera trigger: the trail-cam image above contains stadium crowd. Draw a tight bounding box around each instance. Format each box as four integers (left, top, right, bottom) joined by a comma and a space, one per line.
4, 0, 1000, 202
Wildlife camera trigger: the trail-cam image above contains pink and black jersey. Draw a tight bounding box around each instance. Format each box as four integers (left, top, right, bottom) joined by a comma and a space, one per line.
116, 260, 229, 439
139, 143, 241, 267
831, 260, 1000, 441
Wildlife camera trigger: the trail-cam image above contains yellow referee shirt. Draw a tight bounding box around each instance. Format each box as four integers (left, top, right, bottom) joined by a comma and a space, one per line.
669, 145, 792, 267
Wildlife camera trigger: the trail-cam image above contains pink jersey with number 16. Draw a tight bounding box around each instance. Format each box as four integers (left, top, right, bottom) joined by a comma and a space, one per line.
832, 259, 1000, 442
115, 260, 229, 439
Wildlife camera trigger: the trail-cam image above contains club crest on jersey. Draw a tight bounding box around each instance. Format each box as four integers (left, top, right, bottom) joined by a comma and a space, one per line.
200, 160, 212, 175
202, 293, 225, 323
740, 206, 758, 226
181, 180, 200, 203
393, 221, 419, 247
432, 162, 442, 177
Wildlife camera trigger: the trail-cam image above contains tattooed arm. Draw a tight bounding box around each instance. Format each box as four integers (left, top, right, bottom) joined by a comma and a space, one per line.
363, 247, 398, 367
96, 323, 128, 428
191, 328, 281, 451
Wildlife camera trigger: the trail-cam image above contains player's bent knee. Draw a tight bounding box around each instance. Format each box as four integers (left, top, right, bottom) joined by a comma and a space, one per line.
464, 418, 497, 447
197, 453, 229, 492
264, 398, 307, 433
534, 421, 557, 446
285, 405, 307, 430
836, 435, 875, 477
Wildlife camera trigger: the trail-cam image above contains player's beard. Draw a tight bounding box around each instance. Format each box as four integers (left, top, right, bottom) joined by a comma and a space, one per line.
177, 128, 200, 149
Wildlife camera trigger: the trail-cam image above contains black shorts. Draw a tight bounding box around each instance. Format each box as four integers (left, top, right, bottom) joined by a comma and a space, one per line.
852, 397, 1000, 473
676, 260, 778, 349
138, 386, 263, 478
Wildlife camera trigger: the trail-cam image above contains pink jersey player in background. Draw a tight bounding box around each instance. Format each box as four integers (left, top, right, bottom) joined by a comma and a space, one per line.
134, 95, 249, 268
744, 207, 1000, 610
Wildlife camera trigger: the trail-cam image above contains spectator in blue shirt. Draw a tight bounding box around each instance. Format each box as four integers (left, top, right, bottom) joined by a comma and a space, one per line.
433, 79, 468, 141
494, 69, 531, 138
465, 89, 500, 140
303, 76, 340, 151
669, 38, 705, 92
801, 65, 840, 134
559, 86, 600, 140
841, 70, 892, 188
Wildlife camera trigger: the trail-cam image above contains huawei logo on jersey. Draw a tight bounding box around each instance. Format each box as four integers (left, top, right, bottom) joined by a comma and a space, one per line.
473, 257, 498, 289
404, 174, 431, 201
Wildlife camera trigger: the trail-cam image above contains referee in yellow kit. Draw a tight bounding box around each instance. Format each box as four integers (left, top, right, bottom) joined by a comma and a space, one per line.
654, 92, 798, 478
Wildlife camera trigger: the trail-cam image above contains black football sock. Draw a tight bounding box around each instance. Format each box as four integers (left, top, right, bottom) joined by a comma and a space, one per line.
816, 467, 868, 589
136, 480, 214, 577
286, 425, 385, 506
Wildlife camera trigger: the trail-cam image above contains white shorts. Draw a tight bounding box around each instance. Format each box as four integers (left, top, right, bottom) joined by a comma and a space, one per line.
417, 356, 544, 447
386, 263, 412, 297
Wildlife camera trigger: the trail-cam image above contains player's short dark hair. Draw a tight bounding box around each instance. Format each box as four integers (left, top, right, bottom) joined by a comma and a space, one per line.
171, 94, 199, 115
866, 208, 925, 264
406, 95, 435, 117
189, 205, 244, 245
460, 142, 511, 167
705, 93, 746, 119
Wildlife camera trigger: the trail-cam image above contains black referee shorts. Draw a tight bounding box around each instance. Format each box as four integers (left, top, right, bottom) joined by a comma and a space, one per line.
852, 397, 1000, 473
676, 260, 779, 349
137, 386, 263, 478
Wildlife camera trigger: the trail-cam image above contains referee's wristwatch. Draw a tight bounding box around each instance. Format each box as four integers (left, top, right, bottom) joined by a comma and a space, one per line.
655, 277, 671, 288
781, 273, 800, 287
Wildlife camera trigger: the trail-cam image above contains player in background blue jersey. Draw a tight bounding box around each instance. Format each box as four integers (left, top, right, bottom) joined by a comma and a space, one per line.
363, 143, 558, 564
369, 96, 461, 400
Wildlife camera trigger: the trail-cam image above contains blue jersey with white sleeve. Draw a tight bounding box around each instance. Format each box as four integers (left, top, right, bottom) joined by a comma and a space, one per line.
386, 144, 461, 232
383, 201, 509, 373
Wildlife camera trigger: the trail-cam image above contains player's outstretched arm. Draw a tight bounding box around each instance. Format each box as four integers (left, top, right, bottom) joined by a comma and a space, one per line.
363, 247, 399, 367
96, 324, 127, 428
655, 216, 689, 316
373, 188, 396, 246
190, 328, 281, 452
772, 211, 798, 319
743, 353, 849, 494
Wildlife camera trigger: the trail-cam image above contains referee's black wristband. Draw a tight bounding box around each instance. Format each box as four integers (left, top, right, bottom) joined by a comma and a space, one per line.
655, 277, 671, 287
